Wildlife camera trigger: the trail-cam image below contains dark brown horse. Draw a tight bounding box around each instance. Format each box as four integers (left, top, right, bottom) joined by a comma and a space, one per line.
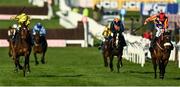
150, 31, 172, 79
33, 31, 47, 65
12, 24, 32, 77
102, 33, 124, 72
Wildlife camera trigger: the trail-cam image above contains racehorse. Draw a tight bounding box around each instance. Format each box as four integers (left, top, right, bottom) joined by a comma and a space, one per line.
102, 33, 124, 72
7, 26, 16, 57
150, 31, 172, 79
11, 24, 32, 77
33, 30, 47, 65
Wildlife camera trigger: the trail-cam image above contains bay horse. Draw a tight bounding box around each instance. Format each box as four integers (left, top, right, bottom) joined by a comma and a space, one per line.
150, 31, 173, 79
33, 30, 47, 65
12, 24, 32, 77
102, 33, 124, 72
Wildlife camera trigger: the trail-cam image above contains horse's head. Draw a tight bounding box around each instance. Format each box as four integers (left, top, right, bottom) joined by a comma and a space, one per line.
158, 31, 172, 50
8, 27, 16, 39
34, 30, 41, 45
103, 38, 110, 50
19, 26, 29, 40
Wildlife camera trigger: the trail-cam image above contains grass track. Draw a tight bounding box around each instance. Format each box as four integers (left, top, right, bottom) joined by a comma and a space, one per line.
0, 47, 180, 86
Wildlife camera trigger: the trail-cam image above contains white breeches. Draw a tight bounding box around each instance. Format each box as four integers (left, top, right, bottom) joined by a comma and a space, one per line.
155, 27, 164, 37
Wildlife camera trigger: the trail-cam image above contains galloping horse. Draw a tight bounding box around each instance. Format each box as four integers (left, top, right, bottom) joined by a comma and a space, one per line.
12, 24, 32, 77
102, 33, 124, 72
33, 30, 47, 65
150, 31, 172, 79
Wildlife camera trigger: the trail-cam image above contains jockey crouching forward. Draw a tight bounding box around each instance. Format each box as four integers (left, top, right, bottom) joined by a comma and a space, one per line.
32, 22, 47, 46
11, 12, 30, 29
98, 25, 112, 50
144, 10, 173, 50
110, 17, 127, 47
10, 12, 33, 45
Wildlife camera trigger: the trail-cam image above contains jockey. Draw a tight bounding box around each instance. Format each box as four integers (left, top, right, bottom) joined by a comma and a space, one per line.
144, 10, 173, 50
98, 24, 112, 50
110, 17, 126, 47
10, 12, 30, 29
102, 24, 112, 41
32, 22, 47, 45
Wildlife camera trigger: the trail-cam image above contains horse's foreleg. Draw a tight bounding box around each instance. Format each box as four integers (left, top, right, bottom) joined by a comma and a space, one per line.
23, 55, 29, 77
13, 57, 18, 72
119, 49, 123, 67
41, 52, 45, 64
17, 57, 23, 70
152, 58, 157, 79
103, 53, 108, 67
109, 55, 114, 72
161, 60, 168, 79
27, 55, 31, 73
159, 60, 163, 79
117, 56, 120, 73
154, 63, 157, 79
8, 46, 12, 57
34, 53, 39, 65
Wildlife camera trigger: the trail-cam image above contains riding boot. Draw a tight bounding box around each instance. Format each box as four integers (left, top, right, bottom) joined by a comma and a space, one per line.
30, 35, 34, 46
112, 38, 116, 47
170, 42, 174, 50
120, 34, 127, 47
149, 37, 158, 51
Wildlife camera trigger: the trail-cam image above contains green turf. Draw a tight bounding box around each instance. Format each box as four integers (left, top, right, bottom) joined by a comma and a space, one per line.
0, 18, 62, 29
0, 0, 32, 7
0, 47, 180, 86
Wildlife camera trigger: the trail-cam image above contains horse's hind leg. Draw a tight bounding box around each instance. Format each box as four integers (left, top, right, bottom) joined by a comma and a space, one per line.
109, 55, 114, 72
34, 53, 39, 65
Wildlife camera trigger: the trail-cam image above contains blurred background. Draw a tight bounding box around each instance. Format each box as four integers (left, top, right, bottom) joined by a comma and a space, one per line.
0, 0, 180, 47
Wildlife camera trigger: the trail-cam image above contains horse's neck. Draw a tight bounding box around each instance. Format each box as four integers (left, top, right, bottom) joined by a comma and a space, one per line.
155, 36, 165, 50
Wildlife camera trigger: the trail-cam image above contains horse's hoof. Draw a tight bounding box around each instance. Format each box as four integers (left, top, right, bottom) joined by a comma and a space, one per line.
35, 61, 39, 65
14, 69, 18, 73
160, 76, 164, 79
104, 64, 108, 67
27, 71, 30, 74
19, 66, 23, 70
8, 53, 12, 57
41, 60, 45, 64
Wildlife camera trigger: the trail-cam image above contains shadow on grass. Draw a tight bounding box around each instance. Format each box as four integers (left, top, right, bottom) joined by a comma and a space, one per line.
127, 70, 154, 74
168, 77, 180, 80
35, 74, 84, 78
